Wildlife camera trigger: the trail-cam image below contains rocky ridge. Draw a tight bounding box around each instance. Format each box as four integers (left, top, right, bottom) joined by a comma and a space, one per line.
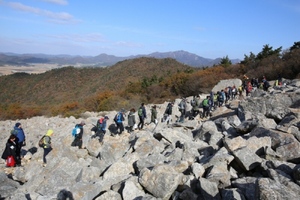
0, 78, 300, 200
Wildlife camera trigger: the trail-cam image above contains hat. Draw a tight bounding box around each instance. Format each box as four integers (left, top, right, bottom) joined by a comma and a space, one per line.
15, 122, 21, 127
80, 121, 86, 125
104, 116, 109, 119
46, 129, 53, 136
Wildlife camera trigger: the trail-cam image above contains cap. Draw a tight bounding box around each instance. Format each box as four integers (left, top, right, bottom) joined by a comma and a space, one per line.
46, 129, 54, 136
104, 116, 109, 119
15, 122, 21, 127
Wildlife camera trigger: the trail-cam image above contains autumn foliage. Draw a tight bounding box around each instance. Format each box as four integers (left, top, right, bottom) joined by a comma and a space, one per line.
0, 42, 299, 120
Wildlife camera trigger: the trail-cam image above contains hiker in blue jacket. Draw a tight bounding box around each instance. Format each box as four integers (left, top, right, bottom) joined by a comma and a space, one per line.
13, 122, 26, 165
114, 109, 125, 134
71, 121, 85, 149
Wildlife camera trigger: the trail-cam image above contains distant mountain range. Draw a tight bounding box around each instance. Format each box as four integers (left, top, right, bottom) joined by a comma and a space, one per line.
0, 50, 240, 67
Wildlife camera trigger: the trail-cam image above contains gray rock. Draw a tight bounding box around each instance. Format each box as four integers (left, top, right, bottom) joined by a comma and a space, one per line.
0, 172, 20, 198
198, 177, 222, 200
138, 164, 183, 200
221, 188, 246, 200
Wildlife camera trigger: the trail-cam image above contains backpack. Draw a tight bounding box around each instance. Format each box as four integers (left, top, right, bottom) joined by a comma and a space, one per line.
178, 101, 185, 110
138, 108, 143, 116
38, 135, 45, 147
232, 88, 237, 95
10, 129, 18, 136
97, 118, 104, 129
72, 125, 80, 137
164, 105, 171, 115
218, 93, 224, 102
114, 113, 121, 123
202, 99, 209, 107
6, 155, 16, 167
191, 99, 196, 107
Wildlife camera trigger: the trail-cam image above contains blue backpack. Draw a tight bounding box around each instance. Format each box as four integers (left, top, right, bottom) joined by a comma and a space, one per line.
72, 125, 80, 137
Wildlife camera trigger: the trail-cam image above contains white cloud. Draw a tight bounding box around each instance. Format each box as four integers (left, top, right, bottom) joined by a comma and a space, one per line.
114, 41, 143, 48
7, 2, 77, 24
40, 0, 68, 6
46, 33, 106, 43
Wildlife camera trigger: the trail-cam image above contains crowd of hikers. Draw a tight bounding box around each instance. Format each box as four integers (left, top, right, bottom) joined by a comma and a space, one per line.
2, 75, 280, 168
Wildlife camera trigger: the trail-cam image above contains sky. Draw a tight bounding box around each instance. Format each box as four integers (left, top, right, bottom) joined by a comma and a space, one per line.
0, 0, 299, 60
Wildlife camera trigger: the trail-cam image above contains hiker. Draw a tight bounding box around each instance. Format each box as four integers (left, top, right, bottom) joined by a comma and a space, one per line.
164, 102, 173, 124
238, 85, 243, 97
127, 108, 136, 133
42, 129, 53, 166
93, 116, 109, 143
114, 109, 125, 134
245, 81, 252, 96
1, 134, 18, 167
71, 121, 85, 149
177, 98, 187, 123
277, 74, 282, 86
12, 122, 26, 165
232, 85, 237, 99
137, 103, 147, 130
217, 91, 224, 107
202, 96, 211, 118
191, 95, 200, 118
262, 77, 270, 91
150, 105, 158, 124
213, 93, 218, 110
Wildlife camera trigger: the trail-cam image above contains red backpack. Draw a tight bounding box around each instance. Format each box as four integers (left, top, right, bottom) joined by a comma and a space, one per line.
6, 156, 16, 167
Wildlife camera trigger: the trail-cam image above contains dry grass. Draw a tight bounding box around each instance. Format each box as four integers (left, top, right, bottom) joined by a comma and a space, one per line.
0, 64, 63, 76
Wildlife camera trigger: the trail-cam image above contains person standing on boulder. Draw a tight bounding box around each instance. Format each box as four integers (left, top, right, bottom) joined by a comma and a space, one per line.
202, 96, 210, 118
191, 95, 200, 118
12, 122, 26, 166
42, 129, 53, 166
127, 108, 136, 133
114, 109, 126, 134
177, 97, 187, 123
150, 105, 158, 124
164, 102, 173, 125
137, 103, 147, 130
71, 121, 85, 149
1, 134, 18, 167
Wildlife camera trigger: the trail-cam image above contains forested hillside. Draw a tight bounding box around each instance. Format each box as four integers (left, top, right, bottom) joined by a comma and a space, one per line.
0, 42, 299, 120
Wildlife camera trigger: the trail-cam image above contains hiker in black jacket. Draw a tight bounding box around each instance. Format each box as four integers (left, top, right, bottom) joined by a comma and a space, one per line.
1, 134, 18, 167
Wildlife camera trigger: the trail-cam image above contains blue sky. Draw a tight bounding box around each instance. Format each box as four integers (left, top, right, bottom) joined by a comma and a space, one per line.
0, 0, 299, 59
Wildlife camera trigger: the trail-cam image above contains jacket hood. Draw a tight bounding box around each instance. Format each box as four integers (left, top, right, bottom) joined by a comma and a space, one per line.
46, 129, 53, 136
